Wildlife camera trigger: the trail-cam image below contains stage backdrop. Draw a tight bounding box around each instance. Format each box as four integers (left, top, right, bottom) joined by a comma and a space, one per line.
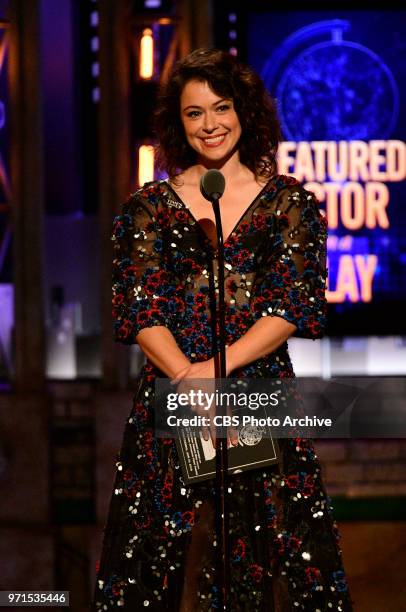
247, 10, 406, 335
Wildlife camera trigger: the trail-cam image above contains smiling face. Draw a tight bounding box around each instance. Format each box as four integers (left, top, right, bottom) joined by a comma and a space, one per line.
180, 79, 242, 166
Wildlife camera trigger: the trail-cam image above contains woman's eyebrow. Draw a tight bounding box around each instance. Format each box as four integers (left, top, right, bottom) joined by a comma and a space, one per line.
182, 99, 230, 111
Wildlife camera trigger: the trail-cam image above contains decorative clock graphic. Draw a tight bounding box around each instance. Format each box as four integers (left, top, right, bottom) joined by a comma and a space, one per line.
261, 19, 399, 141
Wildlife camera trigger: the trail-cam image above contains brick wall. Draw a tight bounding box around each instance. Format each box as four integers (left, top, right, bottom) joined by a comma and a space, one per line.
314, 439, 406, 497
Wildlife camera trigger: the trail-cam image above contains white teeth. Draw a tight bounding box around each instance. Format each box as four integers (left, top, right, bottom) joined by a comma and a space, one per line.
203, 135, 225, 144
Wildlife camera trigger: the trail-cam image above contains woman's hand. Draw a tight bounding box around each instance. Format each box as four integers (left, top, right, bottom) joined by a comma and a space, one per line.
171, 355, 234, 382
170, 358, 238, 449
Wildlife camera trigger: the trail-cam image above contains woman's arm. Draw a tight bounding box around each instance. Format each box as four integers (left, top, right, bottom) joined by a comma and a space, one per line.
225, 316, 297, 375
224, 185, 327, 377
167, 317, 296, 382
135, 316, 295, 382
223, 188, 327, 375
136, 326, 191, 379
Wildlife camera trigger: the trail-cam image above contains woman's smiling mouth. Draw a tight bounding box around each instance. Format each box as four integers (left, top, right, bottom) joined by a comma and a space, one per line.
201, 134, 227, 147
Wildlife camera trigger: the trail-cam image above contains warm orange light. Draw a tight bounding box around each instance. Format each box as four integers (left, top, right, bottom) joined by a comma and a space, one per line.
140, 28, 153, 79
138, 145, 154, 185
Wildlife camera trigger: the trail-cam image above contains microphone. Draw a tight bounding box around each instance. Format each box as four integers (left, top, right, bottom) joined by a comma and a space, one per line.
199, 170, 229, 610
200, 169, 226, 201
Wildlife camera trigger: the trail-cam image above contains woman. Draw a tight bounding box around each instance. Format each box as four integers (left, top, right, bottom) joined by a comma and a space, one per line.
92, 49, 354, 611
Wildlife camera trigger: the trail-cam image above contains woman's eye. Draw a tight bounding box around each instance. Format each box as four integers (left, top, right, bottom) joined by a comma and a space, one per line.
217, 104, 231, 112
187, 110, 201, 118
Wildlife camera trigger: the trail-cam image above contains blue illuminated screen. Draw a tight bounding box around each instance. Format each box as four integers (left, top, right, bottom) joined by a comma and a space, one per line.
247, 10, 406, 335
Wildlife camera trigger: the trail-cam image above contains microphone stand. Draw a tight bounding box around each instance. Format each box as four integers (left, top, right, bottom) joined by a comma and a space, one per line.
210, 193, 230, 612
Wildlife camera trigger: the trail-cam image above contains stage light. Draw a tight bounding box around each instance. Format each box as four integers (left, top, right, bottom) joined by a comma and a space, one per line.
138, 144, 155, 185
140, 28, 154, 79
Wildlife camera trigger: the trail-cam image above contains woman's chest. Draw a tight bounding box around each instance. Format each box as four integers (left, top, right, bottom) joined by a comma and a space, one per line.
163, 200, 273, 280
174, 185, 266, 244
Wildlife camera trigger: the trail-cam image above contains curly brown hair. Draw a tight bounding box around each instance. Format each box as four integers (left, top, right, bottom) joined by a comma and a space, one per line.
153, 48, 282, 181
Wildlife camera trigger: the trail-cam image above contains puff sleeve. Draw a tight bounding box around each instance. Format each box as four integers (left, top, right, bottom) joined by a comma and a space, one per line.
253, 186, 328, 339
111, 191, 180, 344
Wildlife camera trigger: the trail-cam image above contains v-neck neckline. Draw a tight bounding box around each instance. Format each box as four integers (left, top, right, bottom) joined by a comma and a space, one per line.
164, 176, 274, 254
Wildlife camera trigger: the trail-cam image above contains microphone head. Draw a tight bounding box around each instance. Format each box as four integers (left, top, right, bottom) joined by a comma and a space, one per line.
200, 169, 226, 201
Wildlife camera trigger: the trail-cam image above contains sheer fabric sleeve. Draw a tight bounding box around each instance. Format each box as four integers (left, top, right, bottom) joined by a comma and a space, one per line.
111, 192, 178, 345
253, 186, 328, 340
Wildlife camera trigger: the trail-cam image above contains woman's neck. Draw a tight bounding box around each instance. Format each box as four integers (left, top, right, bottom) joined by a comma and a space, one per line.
185, 152, 257, 187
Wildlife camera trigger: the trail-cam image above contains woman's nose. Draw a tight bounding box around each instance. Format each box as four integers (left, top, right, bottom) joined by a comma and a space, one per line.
202, 112, 218, 133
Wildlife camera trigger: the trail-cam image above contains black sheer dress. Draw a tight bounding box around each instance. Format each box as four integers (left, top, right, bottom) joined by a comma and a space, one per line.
91, 175, 354, 611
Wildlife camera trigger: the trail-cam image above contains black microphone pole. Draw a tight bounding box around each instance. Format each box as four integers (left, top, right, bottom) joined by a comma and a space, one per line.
200, 170, 230, 611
